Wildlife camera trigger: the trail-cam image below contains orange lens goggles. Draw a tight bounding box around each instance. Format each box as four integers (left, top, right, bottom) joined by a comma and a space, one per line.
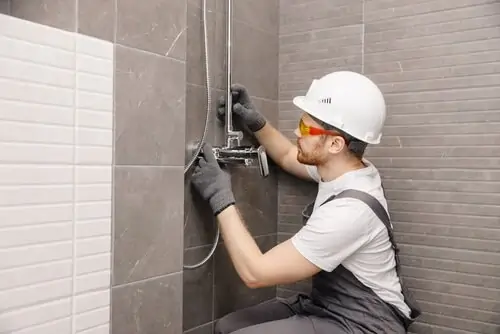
299, 118, 338, 136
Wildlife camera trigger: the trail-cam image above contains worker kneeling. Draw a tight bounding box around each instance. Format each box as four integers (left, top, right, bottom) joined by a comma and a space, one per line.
190, 71, 421, 333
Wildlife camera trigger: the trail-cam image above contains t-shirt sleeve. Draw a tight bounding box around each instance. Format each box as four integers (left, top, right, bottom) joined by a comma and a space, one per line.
291, 198, 372, 272
305, 165, 321, 183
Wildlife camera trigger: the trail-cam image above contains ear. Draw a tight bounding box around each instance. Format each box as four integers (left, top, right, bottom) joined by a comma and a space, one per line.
327, 136, 346, 154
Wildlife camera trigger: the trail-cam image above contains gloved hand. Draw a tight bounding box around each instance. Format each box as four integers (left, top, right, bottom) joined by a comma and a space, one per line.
191, 143, 236, 216
217, 84, 267, 132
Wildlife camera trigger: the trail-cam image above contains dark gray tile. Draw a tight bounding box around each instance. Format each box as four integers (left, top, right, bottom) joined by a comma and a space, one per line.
183, 246, 214, 331
214, 235, 277, 319
78, 0, 115, 42
230, 166, 278, 237
184, 322, 213, 334
252, 98, 279, 130
113, 167, 183, 286
234, 0, 278, 35
187, 0, 215, 11
186, 4, 225, 89
112, 273, 182, 334
184, 167, 217, 249
233, 21, 278, 101
117, 0, 187, 59
185, 84, 218, 167
115, 45, 186, 166
0, 0, 10, 14
11, 0, 75, 31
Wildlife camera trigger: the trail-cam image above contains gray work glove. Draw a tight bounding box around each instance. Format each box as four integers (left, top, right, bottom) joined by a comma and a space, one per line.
217, 84, 267, 132
191, 143, 235, 216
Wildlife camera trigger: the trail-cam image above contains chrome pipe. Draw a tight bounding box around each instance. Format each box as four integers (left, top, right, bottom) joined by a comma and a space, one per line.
225, 0, 242, 148
225, 0, 232, 141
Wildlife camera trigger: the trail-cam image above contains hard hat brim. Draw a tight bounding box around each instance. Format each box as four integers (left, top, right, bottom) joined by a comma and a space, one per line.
292, 96, 323, 123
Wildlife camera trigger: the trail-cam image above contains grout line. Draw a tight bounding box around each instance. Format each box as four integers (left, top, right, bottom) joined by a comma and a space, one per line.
114, 164, 185, 169
110, 1, 118, 332
114, 43, 186, 64
112, 270, 183, 289
71, 21, 78, 334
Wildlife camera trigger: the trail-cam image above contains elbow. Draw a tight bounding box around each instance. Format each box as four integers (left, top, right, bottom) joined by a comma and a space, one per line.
243, 278, 265, 289
242, 273, 271, 289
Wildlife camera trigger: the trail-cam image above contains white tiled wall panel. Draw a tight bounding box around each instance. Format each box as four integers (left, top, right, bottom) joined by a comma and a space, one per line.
0, 14, 113, 334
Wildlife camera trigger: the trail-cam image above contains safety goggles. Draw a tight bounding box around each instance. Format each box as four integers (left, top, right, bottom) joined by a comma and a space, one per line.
298, 118, 340, 137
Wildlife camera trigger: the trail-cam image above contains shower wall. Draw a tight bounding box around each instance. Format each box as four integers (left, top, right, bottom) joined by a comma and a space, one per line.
183, 1, 280, 333
5, 0, 187, 333
279, 0, 500, 333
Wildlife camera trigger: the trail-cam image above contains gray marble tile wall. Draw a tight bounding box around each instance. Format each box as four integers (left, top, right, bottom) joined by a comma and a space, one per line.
6, 0, 187, 333
183, 1, 280, 333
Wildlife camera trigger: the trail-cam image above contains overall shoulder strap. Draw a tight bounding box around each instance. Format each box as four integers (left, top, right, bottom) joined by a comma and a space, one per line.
320, 189, 400, 270
321, 189, 422, 322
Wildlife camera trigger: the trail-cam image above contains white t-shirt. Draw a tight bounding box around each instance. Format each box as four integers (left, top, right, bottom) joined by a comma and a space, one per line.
291, 160, 411, 317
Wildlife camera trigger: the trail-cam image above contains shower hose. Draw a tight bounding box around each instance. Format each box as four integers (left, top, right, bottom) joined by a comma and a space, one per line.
183, 0, 221, 270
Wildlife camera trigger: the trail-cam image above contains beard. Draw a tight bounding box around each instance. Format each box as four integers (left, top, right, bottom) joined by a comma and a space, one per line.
297, 139, 328, 166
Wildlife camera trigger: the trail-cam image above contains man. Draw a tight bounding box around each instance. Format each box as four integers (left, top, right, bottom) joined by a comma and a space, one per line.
190, 71, 420, 333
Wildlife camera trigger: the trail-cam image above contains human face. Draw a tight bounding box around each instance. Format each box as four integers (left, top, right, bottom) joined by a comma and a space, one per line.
294, 115, 335, 166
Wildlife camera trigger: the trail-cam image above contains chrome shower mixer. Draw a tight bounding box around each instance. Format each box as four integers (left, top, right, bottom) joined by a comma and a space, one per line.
195, 144, 270, 177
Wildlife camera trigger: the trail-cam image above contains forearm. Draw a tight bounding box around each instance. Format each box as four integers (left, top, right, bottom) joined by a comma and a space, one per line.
216, 205, 264, 287
254, 123, 294, 168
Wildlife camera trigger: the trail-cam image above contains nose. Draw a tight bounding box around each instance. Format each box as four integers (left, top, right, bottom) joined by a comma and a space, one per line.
294, 128, 301, 138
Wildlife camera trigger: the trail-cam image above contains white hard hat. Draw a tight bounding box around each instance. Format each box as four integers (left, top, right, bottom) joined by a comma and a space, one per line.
292, 71, 386, 144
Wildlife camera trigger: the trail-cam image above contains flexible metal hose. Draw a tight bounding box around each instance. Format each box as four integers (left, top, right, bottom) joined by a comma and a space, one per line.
183, 0, 221, 270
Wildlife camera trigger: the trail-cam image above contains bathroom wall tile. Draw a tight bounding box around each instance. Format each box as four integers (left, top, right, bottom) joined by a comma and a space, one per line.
230, 166, 278, 237
183, 246, 214, 331
184, 322, 213, 334
113, 167, 183, 286
10, 0, 75, 31
116, 0, 187, 60
115, 45, 185, 166
234, 0, 279, 35
112, 273, 182, 334
252, 97, 279, 130
233, 21, 279, 101
78, 0, 115, 42
0, 0, 10, 14
185, 84, 217, 167
186, 3, 225, 90
214, 235, 277, 319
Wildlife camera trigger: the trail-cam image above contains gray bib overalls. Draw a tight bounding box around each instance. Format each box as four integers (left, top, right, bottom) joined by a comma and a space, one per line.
289, 189, 421, 333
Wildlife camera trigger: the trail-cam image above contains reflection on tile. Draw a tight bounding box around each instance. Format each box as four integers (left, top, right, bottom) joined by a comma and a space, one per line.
113, 167, 183, 285
78, 0, 115, 42
184, 322, 213, 334
11, 0, 75, 31
115, 45, 185, 166
184, 168, 217, 248
230, 166, 278, 237
112, 273, 182, 334
117, 0, 187, 59
233, 21, 279, 100
214, 235, 277, 319
183, 246, 214, 331
234, 0, 278, 35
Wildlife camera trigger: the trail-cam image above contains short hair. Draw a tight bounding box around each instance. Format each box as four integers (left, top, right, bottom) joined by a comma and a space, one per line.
309, 114, 368, 159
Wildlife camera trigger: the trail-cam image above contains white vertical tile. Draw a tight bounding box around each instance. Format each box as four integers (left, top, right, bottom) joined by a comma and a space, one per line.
0, 15, 114, 333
